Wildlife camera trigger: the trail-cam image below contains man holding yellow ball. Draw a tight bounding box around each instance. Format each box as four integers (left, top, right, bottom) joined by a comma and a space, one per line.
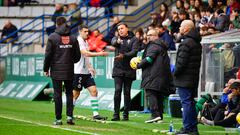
133, 29, 173, 123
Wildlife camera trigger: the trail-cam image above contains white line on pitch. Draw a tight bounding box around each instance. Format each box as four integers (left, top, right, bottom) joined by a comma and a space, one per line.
0, 115, 99, 135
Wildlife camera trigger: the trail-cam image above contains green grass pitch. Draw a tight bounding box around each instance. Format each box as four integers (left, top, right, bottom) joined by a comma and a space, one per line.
0, 98, 238, 135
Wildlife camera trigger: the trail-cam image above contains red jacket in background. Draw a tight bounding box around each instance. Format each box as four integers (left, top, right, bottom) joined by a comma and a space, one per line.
87, 32, 107, 52
90, 0, 101, 7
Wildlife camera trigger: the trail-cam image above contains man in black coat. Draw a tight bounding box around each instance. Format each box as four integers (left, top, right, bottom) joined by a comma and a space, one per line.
43, 17, 80, 125
136, 29, 172, 123
111, 23, 139, 121
174, 20, 202, 135
104, 16, 120, 44
1, 20, 18, 43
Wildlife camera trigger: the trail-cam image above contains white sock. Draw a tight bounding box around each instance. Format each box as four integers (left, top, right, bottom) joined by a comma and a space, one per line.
90, 96, 99, 116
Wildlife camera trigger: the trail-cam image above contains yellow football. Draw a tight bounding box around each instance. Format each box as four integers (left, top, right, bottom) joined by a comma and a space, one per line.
236, 113, 240, 124
130, 57, 141, 69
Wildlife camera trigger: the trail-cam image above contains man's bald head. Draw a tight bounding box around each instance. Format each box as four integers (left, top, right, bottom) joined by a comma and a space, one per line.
179, 20, 195, 35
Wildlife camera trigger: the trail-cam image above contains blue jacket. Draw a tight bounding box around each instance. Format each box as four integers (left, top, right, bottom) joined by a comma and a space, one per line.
160, 30, 175, 50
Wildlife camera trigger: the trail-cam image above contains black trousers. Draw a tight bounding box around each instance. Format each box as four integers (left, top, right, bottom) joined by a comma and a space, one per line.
214, 113, 237, 127
52, 79, 73, 120
113, 76, 133, 117
205, 103, 226, 120
145, 89, 164, 119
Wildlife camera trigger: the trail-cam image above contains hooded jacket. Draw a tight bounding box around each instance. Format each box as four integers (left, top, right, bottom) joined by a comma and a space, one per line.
174, 29, 202, 89
111, 31, 139, 80
137, 39, 173, 95
43, 24, 81, 80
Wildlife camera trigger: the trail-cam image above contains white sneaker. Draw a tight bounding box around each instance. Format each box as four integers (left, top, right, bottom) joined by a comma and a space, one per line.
145, 116, 161, 123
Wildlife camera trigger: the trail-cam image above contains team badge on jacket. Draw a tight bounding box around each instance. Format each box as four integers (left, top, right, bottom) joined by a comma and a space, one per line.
61, 36, 70, 44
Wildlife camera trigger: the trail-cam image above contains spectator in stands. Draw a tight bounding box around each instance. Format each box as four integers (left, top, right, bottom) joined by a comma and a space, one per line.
200, 8, 207, 19
170, 10, 181, 36
206, 7, 216, 25
104, 16, 120, 44
156, 24, 176, 50
111, 23, 139, 121
201, 82, 240, 127
184, 1, 191, 12
46, 4, 63, 35
1, 20, 18, 43
73, 24, 108, 121
43, 17, 80, 125
147, 23, 156, 31
159, 3, 170, 24
136, 29, 172, 123
174, 20, 202, 135
195, 0, 203, 11
51, 4, 63, 24
150, 11, 161, 26
207, 0, 217, 11
189, 11, 195, 21
217, 0, 227, 13
230, 8, 240, 29
87, 29, 107, 52
134, 27, 147, 51
214, 9, 230, 32
62, 5, 69, 16
172, 0, 184, 13
194, 11, 202, 30
226, 0, 240, 16
179, 9, 190, 24
68, 3, 82, 28
189, 0, 196, 11
200, 79, 236, 120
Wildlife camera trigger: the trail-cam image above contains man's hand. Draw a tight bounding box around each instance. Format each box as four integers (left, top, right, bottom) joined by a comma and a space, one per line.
115, 53, 124, 60
44, 71, 49, 77
117, 38, 123, 44
100, 51, 109, 56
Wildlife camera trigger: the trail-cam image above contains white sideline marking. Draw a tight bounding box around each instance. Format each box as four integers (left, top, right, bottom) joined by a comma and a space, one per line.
0, 115, 99, 135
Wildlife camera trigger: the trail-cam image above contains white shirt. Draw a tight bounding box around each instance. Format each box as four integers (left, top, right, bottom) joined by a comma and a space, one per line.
74, 36, 90, 74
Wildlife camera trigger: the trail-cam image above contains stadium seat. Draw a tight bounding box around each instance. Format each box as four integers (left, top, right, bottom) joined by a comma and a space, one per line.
20, 7, 32, 17
66, 0, 78, 3
0, 7, 9, 17
8, 7, 21, 17
55, 0, 66, 4
41, 0, 52, 4
31, 7, 44, 17
44, 6, 55, 15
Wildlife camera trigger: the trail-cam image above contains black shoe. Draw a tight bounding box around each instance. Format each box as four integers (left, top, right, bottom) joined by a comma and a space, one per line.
145, 116, 161, 123
53, 119, 63, 125
93, 115, 108, 120
122, 113, 129, 121
67, 118, 75, 125
175, 127, 199, 135
122, 117, 129, 121
111, 117, 120, 121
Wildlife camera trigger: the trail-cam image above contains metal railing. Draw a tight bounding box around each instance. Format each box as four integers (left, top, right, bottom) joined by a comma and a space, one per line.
0, 0, 169, 57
